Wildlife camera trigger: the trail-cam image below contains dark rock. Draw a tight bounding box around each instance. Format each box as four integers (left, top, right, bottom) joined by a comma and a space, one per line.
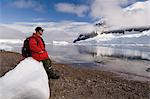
146, 68, 150, 72
73, 32, 98, 43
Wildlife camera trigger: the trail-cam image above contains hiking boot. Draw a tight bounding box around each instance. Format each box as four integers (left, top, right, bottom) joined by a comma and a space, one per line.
48, 68, 60, 79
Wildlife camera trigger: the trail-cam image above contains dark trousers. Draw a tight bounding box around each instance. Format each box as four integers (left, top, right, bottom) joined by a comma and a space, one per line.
41, 58, 52, 78
41, 58, 59, 79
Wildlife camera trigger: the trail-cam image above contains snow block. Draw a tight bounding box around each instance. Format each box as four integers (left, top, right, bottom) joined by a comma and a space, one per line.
0, 57, 49, 99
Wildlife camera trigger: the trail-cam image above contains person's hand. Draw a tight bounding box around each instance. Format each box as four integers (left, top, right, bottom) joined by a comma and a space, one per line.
39, 51, 44, 54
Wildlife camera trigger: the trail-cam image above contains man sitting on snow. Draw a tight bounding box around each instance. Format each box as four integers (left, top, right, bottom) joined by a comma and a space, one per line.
28, 27, 59, 79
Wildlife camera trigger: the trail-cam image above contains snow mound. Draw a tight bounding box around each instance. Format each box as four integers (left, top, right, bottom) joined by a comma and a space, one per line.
53, 40, 69, 45
0, 39, 23, 44
0, 44, 13, 51
0, 57, 49, 99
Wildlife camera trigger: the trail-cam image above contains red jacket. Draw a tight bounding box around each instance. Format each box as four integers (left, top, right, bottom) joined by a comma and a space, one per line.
29, 33, 49, 61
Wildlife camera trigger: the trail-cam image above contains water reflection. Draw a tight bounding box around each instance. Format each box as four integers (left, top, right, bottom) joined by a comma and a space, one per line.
74, 45, 150, 80
75, 45, 150, 63
11, 44, 150, 63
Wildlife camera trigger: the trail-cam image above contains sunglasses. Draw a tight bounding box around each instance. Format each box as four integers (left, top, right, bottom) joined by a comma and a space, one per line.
39, 30, 44, 32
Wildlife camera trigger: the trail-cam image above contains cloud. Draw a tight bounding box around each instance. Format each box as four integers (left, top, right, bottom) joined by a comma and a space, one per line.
90, 0, 150, 28
0, 21, 95, 42
33, 18, 47, 21
0, 25, 26, 39
12, 0, 44, 12
55, 3, 89, 17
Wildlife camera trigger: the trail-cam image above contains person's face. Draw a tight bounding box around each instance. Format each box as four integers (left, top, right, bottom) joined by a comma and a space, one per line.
38, 30, 43, 36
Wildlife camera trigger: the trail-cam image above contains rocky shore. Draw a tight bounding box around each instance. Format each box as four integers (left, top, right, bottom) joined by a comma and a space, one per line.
0, 50, 150, 99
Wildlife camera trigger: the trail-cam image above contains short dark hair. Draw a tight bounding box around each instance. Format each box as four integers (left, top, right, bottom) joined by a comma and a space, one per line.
35, 27, 44, 32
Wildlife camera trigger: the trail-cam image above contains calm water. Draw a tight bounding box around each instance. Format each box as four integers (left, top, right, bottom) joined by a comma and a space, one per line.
12, 44, 150, 63
12, 44, 150, 65
11, 44, 150, 80
47, 44, 150, 62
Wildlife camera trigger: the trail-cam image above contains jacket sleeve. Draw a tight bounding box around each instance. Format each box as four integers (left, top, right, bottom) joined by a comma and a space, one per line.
29, 38, 42, 53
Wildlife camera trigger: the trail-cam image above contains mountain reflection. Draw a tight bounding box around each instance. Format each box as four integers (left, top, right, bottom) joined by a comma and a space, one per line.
76, 45, 150, 62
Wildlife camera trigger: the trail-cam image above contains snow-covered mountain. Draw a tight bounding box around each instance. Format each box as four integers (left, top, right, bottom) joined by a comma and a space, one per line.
124, 0, 150, 12
75, 1, 150, 45
95, 0, 150, 31
78, 30, 150, 45
73, 31, 98, 43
